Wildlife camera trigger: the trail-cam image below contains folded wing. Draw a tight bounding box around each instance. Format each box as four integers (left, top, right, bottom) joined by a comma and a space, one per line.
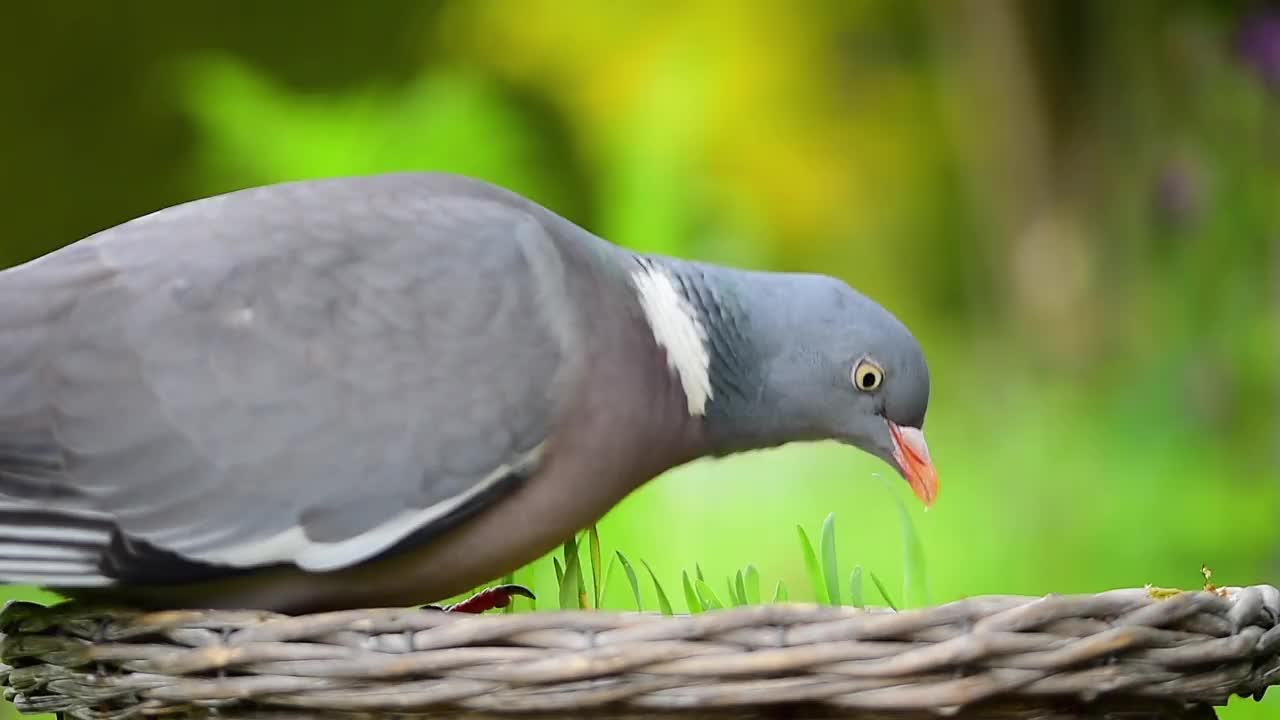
0, 175, 578, 586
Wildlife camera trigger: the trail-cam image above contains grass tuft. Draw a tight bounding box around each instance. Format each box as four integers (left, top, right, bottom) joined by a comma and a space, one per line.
536, 512, 924, 615
682, 571, 702, 613
559, 536, 585, 610
694, 578, 724, 610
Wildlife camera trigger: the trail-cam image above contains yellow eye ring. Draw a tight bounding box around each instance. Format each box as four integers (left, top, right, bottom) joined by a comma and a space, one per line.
852, 359, 884, 392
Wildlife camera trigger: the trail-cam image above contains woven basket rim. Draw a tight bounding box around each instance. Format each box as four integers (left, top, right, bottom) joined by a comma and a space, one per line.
3, 583, 1277, 719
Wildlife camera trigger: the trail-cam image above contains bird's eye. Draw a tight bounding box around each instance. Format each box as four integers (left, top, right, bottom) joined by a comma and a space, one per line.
852, 359, 884, 392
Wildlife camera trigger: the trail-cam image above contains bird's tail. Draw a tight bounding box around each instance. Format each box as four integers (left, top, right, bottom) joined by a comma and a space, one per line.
0, 260, 117, 587
0, 428, 115, 587
0, 503, 114, 586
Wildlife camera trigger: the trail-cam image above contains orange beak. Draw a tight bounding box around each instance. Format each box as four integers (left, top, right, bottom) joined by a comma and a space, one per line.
887, 421, 939, 507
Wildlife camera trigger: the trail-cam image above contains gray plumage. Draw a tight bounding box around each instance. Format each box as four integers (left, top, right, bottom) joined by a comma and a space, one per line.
0, 172, 935, 612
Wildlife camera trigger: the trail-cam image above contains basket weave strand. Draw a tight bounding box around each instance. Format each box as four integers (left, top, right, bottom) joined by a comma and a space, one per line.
1, 584, 1277, 719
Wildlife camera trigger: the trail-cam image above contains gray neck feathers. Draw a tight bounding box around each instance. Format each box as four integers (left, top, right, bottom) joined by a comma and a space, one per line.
629, 255, 781, 455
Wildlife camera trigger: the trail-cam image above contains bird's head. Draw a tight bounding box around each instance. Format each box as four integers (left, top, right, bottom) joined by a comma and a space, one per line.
701, 270, 939, 506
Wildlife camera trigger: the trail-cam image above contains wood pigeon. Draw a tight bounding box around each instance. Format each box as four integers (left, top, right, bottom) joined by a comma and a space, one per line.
0, 173, 936, 613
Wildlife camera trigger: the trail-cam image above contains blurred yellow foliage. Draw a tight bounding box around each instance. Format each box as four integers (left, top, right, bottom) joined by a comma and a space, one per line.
435, 0, 934, 256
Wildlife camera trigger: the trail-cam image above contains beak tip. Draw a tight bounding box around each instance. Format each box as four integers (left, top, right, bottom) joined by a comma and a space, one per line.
909, 472, 939, 508
887, 422, 939, 508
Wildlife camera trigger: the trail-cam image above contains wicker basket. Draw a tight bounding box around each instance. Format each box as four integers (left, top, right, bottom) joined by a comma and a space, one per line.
2, 584, 1277, 720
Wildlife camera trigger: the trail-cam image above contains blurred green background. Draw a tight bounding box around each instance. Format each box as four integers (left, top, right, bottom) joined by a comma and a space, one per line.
0, 1, 1277, 718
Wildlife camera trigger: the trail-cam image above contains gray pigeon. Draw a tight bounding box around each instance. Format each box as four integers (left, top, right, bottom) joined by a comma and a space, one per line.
0, 173, 936, 613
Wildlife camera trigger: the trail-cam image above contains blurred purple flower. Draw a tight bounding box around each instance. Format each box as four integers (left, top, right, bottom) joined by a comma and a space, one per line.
1235, 8, 1280, 92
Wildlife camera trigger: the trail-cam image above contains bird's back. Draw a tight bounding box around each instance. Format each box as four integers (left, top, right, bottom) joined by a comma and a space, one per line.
0, 173, 604, 593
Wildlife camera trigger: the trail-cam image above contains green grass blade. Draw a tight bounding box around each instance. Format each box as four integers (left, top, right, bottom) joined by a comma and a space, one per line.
849, 565, 865, 609
589, 525, 603, 610
694, 578, 724, 610
735, 569, 749, 606
726, 577, 739, 606
641, 560, 674, 615
563, 563, 583, 610
820, 512, 842, 606
796, 525, 827, 604
682, 571, 703, 614
562, 536, 575, 586
772, 579, 789, 603
617, 551, 643, 612
744, 564, 761, 605
696, 563, 705, 582
870, 570, 899, 611
874, 475, 929, 607
559, 540, 584, 610
553, 557, 565, 591
600, 553, 618, 610
575, 533, 589, 609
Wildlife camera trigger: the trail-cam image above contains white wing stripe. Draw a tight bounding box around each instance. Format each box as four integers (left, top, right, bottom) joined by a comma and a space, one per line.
0, 558, 100, 574
0, 572, 113, 587
0, 542, 98, 561
0, 525, 111, 545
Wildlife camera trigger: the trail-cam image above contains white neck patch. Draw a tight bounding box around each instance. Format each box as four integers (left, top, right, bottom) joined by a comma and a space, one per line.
631, 260, 713, 416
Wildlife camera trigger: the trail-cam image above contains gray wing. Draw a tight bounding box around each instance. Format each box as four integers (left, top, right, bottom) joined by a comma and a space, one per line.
0, 174, 580, 585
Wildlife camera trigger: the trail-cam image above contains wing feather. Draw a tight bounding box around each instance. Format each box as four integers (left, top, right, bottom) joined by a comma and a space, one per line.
0, 174, 579, 585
